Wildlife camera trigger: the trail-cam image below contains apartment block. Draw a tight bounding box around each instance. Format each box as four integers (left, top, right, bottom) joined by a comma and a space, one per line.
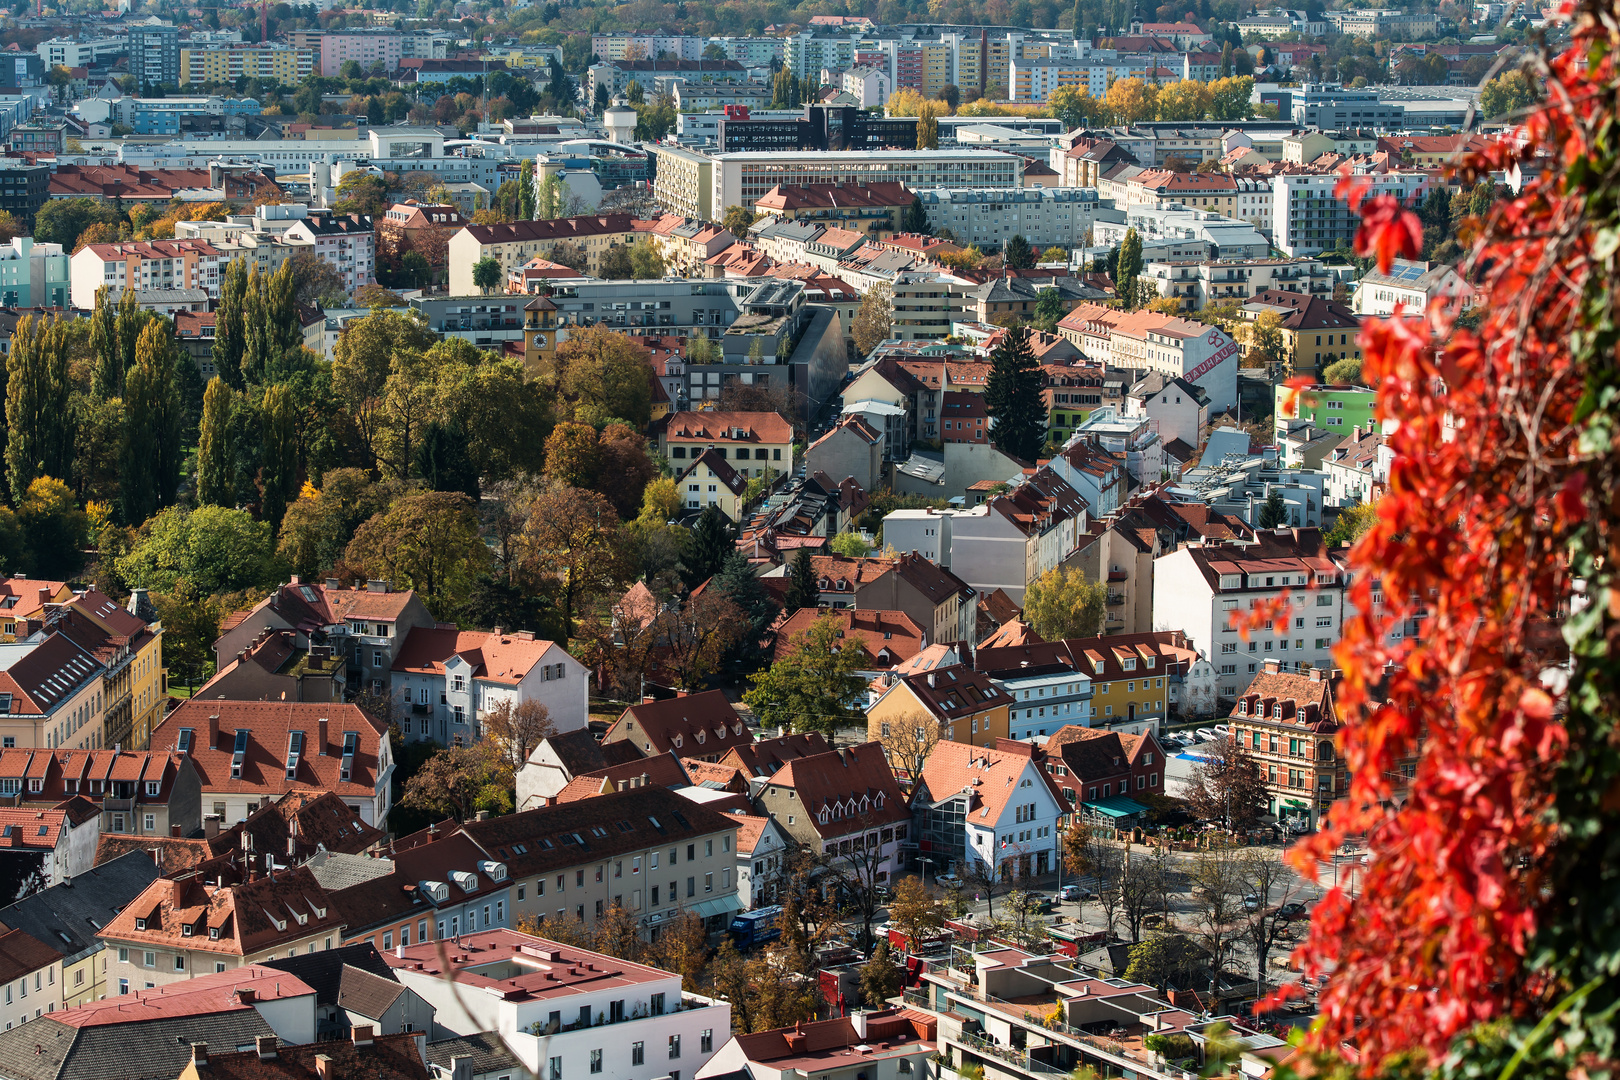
711, 150, 1023, 214
180, 44, 316, 85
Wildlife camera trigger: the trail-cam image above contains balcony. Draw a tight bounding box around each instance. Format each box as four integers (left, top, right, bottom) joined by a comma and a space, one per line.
103, 796, 134, 813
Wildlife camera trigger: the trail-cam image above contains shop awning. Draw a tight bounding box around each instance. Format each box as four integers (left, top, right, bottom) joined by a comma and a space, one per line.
1081, 796, 1151, 819
690, 894, 744, 920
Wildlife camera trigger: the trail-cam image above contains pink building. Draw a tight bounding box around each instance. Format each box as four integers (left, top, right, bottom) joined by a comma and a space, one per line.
319, 30, 404, 77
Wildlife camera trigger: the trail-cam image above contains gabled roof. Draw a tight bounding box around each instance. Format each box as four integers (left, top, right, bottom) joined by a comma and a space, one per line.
771, 607, 925, 669
604, 690, 751, 757
661, 411, 794, 445
0, 850, 162, 959
460, 785, 739, 880
0, 925, 62, 982
765, 743, 909, 840
425, 1033, 525, 1077
1231, 665, 1338, 731
719, 732, 831, 778
915, 741, 1064, 825
260, 943, 396, 1006
889, 663, 1010, 721
180, 1031, 430, 1080
731, 1007, 935, 1067
336, 963, 409, 1019
676, 448, 748, 496
0, 632, 104, 718
153, 701, 387, 801
535, 728, 644, 777
976, 630, 1200, 684
391, 626, 563, 685
101, 866, 340, 957
0, 807, 68, 850
1046, 724, 1158, 784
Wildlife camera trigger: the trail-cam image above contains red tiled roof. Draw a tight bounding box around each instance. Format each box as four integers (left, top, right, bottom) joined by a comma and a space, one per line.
0, 807, 68, 850
772, 607, 925, 668
916, 740, 1066, 825
603, 690, 751, 757
661, 410, 794, 445
767, 742, 909, 840
101, 866, 341, 957
153, 701, 386, 801
390, 626, 563, 685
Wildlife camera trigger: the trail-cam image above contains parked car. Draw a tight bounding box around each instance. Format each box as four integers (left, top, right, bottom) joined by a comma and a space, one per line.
1213, 724, 1231, 736
1242, 893, 1263, 911
1016, 893, 1054, 915
1059, 884, 1099, 902
1195, 728, 1218, 742
935, 873, 962, 888
1277, 902, 1312, 921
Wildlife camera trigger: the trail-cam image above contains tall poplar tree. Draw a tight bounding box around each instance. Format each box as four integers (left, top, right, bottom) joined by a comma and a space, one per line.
89, 285, 120, 400
258, 384, 299, 531
1116, 227, 1143, 309
240, 265, 271, 386
115, 286, 145, 378
119, 321, 182, 525
267, 259, 301, 369
5, 314, 73, 500
196, 376, 236, 507
212, 257, 248, 390
985, 323, 1048, 462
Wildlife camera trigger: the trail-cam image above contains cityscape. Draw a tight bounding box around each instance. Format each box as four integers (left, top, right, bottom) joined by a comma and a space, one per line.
0, 3, 1595, 1080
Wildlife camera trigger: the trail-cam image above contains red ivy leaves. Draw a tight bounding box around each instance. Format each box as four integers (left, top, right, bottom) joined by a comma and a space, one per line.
1280, 42, 1599, 1073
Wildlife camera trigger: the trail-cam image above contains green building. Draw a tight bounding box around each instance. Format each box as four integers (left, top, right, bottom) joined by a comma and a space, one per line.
1274, 382, 1376, 441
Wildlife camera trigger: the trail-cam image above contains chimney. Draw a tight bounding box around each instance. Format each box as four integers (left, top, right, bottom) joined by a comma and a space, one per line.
451, 1055, 474, 1080
170, 823, 182, 837
314, 1055, 335, 1080
927, 672, 936, 688
318, 717, 329, 756
203, 815, 220, 839
190, 1044, 208, 1068
352, 1025, 375, 1048
167, 877, 185, 908
1309, 667, 1322, 682
491, 626, 504, 637
366, 580, 389, 594
324, 578, 340, 590
851, 1010, 868, 1039
237, 988, 257, 1004
255, 1036, 277, 1061
207, 714, 220, 750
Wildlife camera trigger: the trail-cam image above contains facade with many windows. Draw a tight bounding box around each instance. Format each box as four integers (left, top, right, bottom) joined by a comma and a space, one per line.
1225, 660, 1344, 829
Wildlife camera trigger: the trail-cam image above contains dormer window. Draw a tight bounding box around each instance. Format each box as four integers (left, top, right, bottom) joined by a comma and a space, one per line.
135, 918, 146, 931
209, 927, 220, 941
177, 729, 193, 753
696, 731, 705, 744
145, 781, 160, 796
182, 924, 193, 937
673, 735, 683, 749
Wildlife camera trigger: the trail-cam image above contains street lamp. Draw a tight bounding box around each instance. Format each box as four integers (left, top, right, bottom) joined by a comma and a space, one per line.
919, 857, 933, 885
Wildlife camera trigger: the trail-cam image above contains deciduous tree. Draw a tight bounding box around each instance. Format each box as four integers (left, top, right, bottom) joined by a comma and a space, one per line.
482, 699, 556, 769
117, 505, 280, 595
518, 485, 637, 641
345, 491, 492, 617
399, 739, 514, 820
851, 283, 894, 357
877, 711, 938, 786
743, 614, 865, 739
119, 320, 183, 526
886, 875, 944, 952
5, 314, 73, 502
553, 325, 652, 428
1183, 735, 1268, 830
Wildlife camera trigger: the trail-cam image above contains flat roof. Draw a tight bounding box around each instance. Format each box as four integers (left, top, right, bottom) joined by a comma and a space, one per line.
386, 929, 677, 1002
713, 149, 1022, 161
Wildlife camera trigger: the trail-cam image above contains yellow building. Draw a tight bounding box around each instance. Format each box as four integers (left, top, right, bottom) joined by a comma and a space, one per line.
521, 294, 560, 379
53, 589, 165, 752
867, 663, 1012, 747
180, 44, 315, 86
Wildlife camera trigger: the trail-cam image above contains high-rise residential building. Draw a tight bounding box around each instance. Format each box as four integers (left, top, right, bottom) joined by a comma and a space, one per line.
710, 148, 1024, 213
128, 24, 180, 90
180, 44, 316, 86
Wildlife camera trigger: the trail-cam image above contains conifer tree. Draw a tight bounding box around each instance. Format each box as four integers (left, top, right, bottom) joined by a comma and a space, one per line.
258, 383, 298, 531
212, 258, 248, 390
88, 285, 120, 400
118, 320, 182, 525
985, 323, 1048, 462
680, 504, 733, 588
196, 376, 236, 507
784, 546, 819, 611
5, 314, 73, 500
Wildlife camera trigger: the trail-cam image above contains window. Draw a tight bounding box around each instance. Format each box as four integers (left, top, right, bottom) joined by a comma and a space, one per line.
701, 1030, 714, 1053
704, 872, 713, 893
669, 1035, 682, 1059
174, 956, 185, 971
632, 1043, 645, 1066
143, 952, 155, 968
590, 1050, 602, 1074
549, 1057, 562, 1080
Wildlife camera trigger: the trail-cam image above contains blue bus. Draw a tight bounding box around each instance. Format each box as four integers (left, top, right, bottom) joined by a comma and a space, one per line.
729, 906, 784, 949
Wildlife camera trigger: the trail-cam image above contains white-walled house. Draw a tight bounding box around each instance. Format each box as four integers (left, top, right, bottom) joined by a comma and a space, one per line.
392, 628, 589, 745
909, 741, 1069, 881
697, 1009, 937, 1080
1151, 529, 1348, 701
386, 929, 731, 1080
731, 812, 791, 910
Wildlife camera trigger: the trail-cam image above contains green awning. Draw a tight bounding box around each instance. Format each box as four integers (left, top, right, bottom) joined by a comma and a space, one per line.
689, 894, 744, 919
1082, 796, 1151, 818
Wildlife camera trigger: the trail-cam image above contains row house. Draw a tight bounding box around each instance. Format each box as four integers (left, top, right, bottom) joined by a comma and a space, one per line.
0, 924, 61, 1031
1152, 528, 1350, 700
315, 828, 512, 948
461, 786, 743, 937
0, 632, 111, 755
978, 630, 1201, 732
0, 802, 100, 898
753, 742, 910, 886
647, 215, 737, 277
1057, 302, 1240, 413
447, 214, 652, 292
284, 212, 375, 295
390, 626, 588, 746
910, 740, 1068, 881
196, 628, 347, 706
1044, 723, 1168, 827
0, 747, 201, 838
68, 239, 225, 310
867, 663, 1013, 749
99, 867, 344, 994
214, 579, 436, 700
733, 813, 791, 910
1226, 660, 1345, 829
45, 589, 165, 751
151, 700, 394, 827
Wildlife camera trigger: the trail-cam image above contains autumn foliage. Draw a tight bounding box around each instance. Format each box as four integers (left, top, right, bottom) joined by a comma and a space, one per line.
1279, 15, 1620, 1076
